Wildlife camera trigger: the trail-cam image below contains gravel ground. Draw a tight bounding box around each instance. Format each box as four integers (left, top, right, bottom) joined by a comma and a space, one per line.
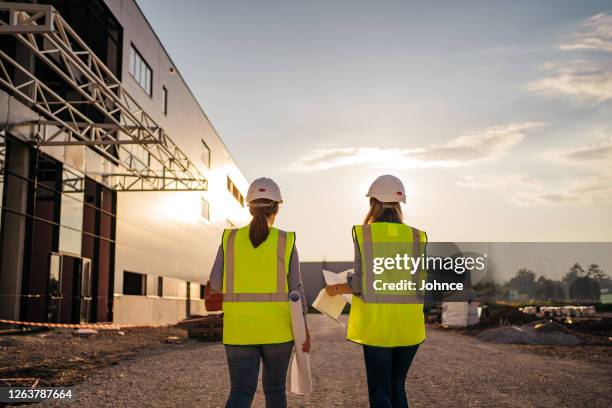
36, 315, 611, 408
0, 326, 188, 387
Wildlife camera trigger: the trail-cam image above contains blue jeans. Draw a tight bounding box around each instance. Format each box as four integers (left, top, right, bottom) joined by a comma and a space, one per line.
362, 344, 420, 408
224, 341, 293, 408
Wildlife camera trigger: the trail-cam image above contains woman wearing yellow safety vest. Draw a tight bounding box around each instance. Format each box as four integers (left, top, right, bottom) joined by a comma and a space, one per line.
209, 177, 310, 408
327, 175, 427, 408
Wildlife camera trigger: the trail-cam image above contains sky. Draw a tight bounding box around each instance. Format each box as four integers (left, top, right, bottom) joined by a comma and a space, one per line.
136, 0, 612, 261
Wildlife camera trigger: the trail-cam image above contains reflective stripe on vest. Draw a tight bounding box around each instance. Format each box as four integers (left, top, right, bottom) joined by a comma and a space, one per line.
347, 222, 427, 347
360, 223, 424, 304
223, 229, 289, 302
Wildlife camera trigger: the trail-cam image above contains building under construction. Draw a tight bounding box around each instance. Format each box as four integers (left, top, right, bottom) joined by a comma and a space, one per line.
0, 0, 249, 326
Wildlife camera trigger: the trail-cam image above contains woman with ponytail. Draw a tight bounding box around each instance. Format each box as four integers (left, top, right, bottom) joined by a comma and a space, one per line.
327, 175, 427, 408
209, 177, 310, 408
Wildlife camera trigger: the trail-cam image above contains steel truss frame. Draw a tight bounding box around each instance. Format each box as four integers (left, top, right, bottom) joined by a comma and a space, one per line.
0, 130, 5, 174
0, 2, 207, 191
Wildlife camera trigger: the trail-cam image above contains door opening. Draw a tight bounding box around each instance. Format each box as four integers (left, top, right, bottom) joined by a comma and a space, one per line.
47, 253, 92, 324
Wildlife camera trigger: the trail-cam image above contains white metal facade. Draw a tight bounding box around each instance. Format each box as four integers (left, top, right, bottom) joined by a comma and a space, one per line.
0, 0, 250, 325
107, 0, 250, 324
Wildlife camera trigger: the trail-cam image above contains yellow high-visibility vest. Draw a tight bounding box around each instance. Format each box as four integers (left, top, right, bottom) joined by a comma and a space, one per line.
347, 222, 427, 347
221, 226, 295, 345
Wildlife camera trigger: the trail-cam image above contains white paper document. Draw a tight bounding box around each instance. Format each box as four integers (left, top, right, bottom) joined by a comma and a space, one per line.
312, 269, 353, 326
312, 288, 346, 323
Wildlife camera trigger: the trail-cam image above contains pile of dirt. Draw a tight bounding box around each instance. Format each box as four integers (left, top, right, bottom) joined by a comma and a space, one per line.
476, 321, 582, 346
475, 304, 541, 328
565, 318, 612, 338
0, 326, 188, 387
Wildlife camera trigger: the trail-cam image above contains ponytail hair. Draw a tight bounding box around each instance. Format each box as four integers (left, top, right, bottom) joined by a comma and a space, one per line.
364, 197, 403, 224
248, 198, 279, 247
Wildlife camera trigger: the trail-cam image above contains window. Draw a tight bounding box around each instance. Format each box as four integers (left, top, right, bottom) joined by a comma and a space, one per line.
201, 197, 210, 220
123, 271, 146, 296
157, 276, 163, 297
201, 139, 211, 168
161, 86, 168, 115
129, 45, 152, 96
226, 176, 245, 207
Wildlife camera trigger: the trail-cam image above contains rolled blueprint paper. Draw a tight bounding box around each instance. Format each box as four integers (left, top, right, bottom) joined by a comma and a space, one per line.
289, 291, 312, 395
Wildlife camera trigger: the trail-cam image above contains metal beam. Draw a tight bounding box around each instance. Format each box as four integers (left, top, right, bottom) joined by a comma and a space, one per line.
0, 2, 53, 33
112, 175, 208, 192
8, 121, 163, 146
34, 120, 161, 131
37, 140, 160, 146
0, 2, 208, 192
0, 130, 5, 174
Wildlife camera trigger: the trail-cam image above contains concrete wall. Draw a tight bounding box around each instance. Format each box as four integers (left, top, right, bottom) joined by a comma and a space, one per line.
112, 295, 208, 325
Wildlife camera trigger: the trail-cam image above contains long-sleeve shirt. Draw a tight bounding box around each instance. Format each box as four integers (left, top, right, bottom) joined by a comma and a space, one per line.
208, 243, 309, 326
347, 238, 363, 295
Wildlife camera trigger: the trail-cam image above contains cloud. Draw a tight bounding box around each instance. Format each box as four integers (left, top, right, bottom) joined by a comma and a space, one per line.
457, 174, 541, 190
545, 135, 612, 165
526, 60, 612, 101
545, 136, 612, 165
509, 138, 612, 206
458, 136, 612, 205
457, 174, 612, 207
527, 13, 612, 102
290, 122, 541, 172
512, 173, 612, 206
559, 13, 612, 53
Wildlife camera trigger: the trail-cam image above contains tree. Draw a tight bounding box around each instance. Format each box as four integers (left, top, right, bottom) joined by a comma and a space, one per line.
569, 277, 600, 302
535, 276, 565, 301
587, 263, 611, 292
563, 263, 584, 286
587, 263, 610, 283
506, 268, 536, 297
473, 281, 503, 303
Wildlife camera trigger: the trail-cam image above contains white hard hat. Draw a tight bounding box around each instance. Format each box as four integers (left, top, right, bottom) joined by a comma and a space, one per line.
366, 174, 406, 203
246, 177, 283, 204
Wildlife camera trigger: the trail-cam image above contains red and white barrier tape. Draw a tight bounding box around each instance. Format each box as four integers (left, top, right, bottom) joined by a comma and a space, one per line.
0, 319, 166, 330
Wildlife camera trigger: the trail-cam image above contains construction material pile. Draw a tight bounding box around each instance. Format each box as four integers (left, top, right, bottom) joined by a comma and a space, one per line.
520, 305, 597, 318
476, 320, 583, 346
177, 315, 223, 341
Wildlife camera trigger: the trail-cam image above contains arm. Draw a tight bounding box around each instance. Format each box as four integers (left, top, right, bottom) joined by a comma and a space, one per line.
327, 228, 361, 296
209, 245, 224, 293
287, 245, 311, 352
422, 235, 435, 308
288, 246, 308, 317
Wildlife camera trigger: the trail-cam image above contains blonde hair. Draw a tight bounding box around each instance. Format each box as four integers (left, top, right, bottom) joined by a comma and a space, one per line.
363, 197, 403, 224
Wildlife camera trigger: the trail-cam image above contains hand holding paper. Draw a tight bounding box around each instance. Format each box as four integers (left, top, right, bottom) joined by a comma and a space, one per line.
312, 269, 353, 325
323, 269, 353, 303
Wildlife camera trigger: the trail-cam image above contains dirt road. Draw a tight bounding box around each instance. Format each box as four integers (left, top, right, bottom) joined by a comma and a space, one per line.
41, 315, 611, 408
